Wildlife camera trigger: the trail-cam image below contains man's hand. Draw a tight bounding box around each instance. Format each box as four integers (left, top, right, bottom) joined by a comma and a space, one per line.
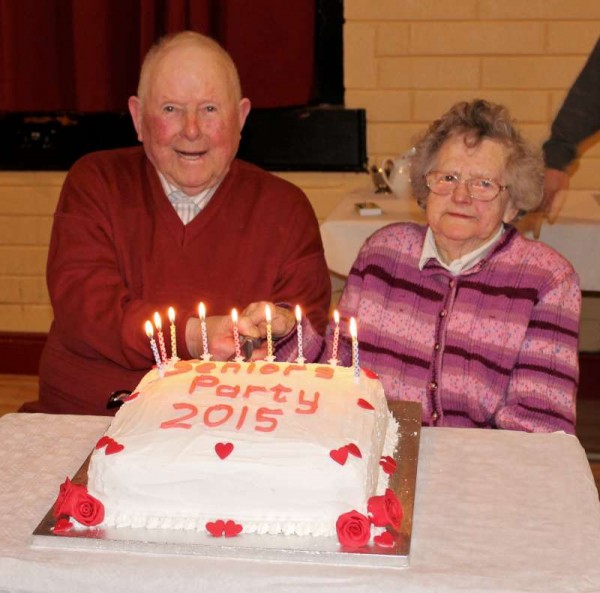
533, 168, 570, 238
185, 313, 264, 361
542, 169, 570, 219
242, 301, 296, 338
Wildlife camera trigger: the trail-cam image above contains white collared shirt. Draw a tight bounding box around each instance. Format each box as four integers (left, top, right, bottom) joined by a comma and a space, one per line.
158, 173, 220, 225
418, 225, 505, 275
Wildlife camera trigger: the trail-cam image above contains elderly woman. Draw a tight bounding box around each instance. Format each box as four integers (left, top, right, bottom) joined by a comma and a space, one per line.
240, 99, 581, 433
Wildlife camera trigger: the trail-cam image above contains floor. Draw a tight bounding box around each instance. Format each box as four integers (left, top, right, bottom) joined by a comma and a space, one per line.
1, 374, 599, 496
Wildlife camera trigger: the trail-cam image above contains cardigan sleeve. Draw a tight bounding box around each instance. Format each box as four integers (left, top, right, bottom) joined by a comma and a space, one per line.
494, 264, 580, 434
274, 239, 369, 366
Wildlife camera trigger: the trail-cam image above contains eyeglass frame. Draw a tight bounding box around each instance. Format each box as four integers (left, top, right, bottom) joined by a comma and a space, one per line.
424, 171, 509, 202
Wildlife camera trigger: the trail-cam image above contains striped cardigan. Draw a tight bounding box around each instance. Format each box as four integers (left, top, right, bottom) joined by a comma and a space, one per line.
277, 224, 580, 433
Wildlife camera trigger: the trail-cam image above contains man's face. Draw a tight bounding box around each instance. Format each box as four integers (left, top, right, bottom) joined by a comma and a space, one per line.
129, 44, 250, 195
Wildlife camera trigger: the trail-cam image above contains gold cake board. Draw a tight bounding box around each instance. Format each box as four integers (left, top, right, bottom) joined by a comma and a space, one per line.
31, 401, 421, 569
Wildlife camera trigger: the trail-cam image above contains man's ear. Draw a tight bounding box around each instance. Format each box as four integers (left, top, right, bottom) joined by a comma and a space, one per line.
238, 98, 251, 131
128, 96, 144, 142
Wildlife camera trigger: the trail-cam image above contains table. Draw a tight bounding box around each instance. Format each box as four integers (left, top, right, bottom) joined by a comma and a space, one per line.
320, 189, 600, 291
1, 412, 598, 593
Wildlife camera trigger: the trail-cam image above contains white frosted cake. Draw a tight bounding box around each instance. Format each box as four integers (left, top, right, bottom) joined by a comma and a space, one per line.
84, 360, 398, 538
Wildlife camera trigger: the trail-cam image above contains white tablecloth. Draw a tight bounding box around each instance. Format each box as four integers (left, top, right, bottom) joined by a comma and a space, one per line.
321, 189, 600, 291
0, 412, 598, 593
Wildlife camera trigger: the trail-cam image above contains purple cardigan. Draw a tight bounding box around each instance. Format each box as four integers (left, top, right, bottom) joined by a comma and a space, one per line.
277, 224, 580, 433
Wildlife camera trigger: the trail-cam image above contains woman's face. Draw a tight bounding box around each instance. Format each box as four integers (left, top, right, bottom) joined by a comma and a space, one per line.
425, 134, 519, 263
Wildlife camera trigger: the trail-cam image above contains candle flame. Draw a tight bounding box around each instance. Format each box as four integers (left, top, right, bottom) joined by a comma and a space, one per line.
144, 320, 154, 338
265, 304, 272, 323
198, 302, 206, 320
350, 317, 357, 339
334, 309, 340, 324
231, 308, 238, 324
168, 307, 175, 323
153, 311, 162, 330
295, 304, 302, 323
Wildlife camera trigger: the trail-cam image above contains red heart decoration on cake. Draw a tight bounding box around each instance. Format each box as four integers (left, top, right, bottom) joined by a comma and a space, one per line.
357, 398, 374, 410
373, 531, 396, 548
206, 520, 225, 537
122, 391, 139, 403
346, 443, 362, 458
215, 442, 234, 459
53, 518, 74, 534
223, 520, 243, 537
330, 447, 349, 465
363, 368, 379, 379
379, 455, 397, 475
95, 436, 111, 450
105, 439, 125, 455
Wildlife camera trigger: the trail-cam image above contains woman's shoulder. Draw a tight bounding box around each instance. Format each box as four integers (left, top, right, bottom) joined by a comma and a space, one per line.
509, 228, 573, 267
349, 223, 425, 277
361, 222, 426, 255
500, 228, 579, 286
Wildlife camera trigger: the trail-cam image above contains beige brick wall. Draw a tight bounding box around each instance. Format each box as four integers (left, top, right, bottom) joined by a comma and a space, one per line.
345, 0, 600, 188
1, 1, 599, 337
0, 172, 63, 332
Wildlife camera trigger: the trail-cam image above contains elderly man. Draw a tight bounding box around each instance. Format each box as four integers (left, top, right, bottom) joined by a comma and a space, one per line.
21, 31, 330, 416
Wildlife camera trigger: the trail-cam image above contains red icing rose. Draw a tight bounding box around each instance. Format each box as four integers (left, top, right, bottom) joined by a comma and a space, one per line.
367, 488, 403, 531
52, 477, 105, 526
336, 510, 371, 548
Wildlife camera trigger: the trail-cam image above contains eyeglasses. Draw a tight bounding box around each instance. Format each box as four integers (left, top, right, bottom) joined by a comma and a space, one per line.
424, 171, 508, 202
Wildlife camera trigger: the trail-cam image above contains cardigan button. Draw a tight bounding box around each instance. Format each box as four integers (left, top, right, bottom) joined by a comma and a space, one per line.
434, 343, 441, 351
429, 381, 437, 391
439, 310, 447, 318
432, 411, 439, 422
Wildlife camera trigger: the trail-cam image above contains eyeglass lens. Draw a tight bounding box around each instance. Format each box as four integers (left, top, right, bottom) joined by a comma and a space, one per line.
426, 172, 501, 201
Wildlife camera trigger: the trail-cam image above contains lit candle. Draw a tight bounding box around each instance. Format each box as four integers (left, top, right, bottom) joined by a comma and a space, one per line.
145, 320, 164, 375
168, 306, 179, 361
198, 302, 211, 361
328, 309, 340, 366
153, 312, 168, 364
231, 308, 243, 362
350, 316, 360, 381
295, 304, 305, 364
265, 304, 275, 361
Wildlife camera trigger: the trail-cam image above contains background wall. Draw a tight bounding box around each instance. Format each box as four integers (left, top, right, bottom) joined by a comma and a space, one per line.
0, 0, 599, 345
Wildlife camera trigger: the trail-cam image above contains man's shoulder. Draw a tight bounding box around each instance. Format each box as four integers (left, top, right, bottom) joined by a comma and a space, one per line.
229, 159, 307, 200
70, 146, 147, 174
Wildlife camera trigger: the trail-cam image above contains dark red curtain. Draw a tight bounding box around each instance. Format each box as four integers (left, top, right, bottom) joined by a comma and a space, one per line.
0, 0, 315, 112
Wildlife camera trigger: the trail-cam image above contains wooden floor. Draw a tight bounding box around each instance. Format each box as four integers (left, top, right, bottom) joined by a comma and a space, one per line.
1, 374, 599, 495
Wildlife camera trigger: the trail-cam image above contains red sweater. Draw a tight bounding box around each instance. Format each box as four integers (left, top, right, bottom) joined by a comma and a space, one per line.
24, 147, 330, 415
